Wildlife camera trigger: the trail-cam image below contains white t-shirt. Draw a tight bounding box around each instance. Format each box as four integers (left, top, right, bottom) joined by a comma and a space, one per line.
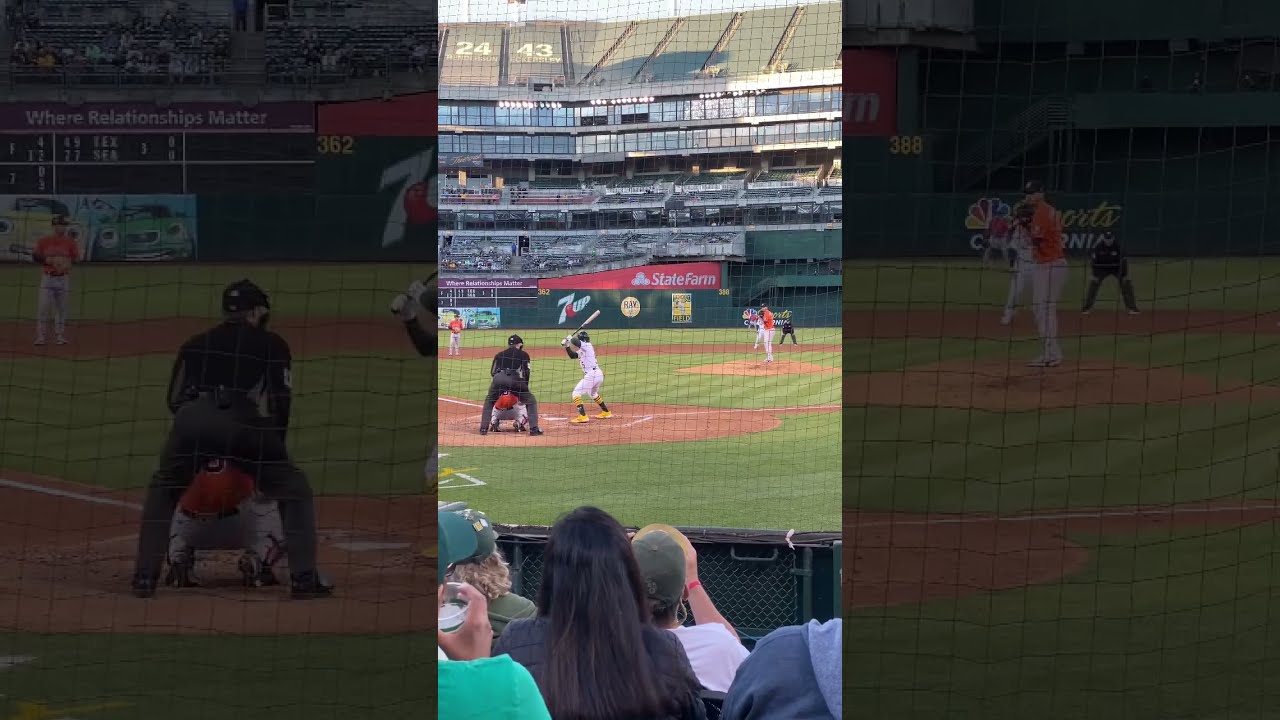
669, 623, 751, 693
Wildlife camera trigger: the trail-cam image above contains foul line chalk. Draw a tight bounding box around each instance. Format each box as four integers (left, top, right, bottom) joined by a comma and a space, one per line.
0, 478, 141, 510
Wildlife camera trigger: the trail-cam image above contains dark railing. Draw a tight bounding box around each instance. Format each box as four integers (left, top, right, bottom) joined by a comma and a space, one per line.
9, 58, 437, 88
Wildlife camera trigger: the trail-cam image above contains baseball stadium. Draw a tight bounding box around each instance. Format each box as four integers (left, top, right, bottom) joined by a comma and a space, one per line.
0, 1, 438, 717
436, 0, 843, 653
848, 2, 1280, 718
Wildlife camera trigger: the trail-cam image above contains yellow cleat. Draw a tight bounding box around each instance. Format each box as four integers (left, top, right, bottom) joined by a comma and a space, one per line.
571, 415, 589, 423
595, 411, 613, 419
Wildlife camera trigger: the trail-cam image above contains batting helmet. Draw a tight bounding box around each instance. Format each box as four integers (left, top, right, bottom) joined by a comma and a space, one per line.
577, 331, 590, 342
222, 279, 270, 313
508, 334, 524, 346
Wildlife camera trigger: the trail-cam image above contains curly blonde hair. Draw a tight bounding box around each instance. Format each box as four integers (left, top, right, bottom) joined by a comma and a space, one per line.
446, 550, 512, 601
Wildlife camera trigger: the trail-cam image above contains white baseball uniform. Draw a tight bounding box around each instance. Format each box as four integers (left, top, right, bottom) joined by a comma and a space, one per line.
1002, 226, 1035, 321
489, 402, 529, 430
36, 273, 71, 343
572, 340, 604, 399
167, 493, 285, 567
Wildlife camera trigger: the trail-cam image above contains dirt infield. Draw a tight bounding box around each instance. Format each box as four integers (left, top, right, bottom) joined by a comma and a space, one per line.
0, 318, 406, 358
440, 397, 835, 447
845, 501, 1280, 609
677, 359, 839, 377
0, 316, 434, 635
0, 471, 434, 634
443, 343, 841, 361
846, 358, 1280, 410
843, 308, 1280, 337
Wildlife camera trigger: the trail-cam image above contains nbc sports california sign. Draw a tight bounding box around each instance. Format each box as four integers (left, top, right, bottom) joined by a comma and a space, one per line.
964, 197, 1124, 253
539, 262, 722, 291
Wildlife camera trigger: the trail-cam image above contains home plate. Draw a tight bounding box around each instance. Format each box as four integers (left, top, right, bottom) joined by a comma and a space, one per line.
333, 542, 412, 552
0, 655, 35, 671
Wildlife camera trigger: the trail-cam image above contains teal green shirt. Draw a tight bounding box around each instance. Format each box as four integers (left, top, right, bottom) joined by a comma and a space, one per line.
438, 655, 551, 720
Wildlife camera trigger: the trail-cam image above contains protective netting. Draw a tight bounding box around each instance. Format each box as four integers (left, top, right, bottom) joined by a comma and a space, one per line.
437, 0, 842, 658
0, 91, 436, 720
847, 25, 1280, 720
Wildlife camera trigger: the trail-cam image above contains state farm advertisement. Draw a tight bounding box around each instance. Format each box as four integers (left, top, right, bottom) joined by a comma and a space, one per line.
843, 49, 897, 136
539, 262, 722, 290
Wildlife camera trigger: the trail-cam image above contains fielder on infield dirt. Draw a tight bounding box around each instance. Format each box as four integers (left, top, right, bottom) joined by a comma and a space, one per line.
1000, 202, 1036, 325
563, 330, 612, 423
29, 214, 79, 345
164, 458, 286, 588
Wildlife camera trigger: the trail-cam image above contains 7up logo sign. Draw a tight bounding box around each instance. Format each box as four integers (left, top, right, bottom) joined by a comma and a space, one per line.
557, 293, 591, 325
378, 143, 437, 249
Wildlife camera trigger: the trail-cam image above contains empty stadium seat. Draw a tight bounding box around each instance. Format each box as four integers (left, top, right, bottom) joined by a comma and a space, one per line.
10, 0, 231, 84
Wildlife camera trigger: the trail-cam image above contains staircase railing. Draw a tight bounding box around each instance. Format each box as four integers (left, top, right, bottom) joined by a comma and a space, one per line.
957, 96, 1071, 190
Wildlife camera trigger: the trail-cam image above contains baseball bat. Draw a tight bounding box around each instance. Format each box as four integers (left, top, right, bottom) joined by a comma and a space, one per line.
574, 310, 601, 333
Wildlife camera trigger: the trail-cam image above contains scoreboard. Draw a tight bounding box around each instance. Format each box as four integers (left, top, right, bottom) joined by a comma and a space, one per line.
439, 285, 539, 308
0, 131, 315, 194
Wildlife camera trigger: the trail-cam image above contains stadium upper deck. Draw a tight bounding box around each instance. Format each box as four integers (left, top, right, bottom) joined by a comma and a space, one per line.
438, 4, 839, 88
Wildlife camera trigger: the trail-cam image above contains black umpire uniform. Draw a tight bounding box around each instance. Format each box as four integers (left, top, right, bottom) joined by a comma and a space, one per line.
479, 335, 542, 435
779, 318, 798, 345
1083, 234, 1140, 313
130, 280, 331, 599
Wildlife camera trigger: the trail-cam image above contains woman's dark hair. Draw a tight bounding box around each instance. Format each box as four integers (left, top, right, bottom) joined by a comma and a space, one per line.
537, 506, 690, 720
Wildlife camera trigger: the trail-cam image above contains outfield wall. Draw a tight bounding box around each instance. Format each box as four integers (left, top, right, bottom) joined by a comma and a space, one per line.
440, 261, 841, 330
846, 192, 1280, 258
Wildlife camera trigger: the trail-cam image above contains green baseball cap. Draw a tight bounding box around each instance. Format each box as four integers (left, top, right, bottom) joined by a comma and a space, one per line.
631, 529, 686, 608
438, 510, 479, 586
455, 508, 497, 561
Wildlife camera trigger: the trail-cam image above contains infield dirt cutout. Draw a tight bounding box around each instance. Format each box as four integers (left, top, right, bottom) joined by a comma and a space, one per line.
847, 358, 1280, 410
677, 359, 838, 377
846, 502, 1280, 610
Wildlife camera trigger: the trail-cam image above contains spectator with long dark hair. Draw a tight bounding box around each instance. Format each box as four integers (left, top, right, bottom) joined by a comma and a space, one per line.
493, 506, 707, 720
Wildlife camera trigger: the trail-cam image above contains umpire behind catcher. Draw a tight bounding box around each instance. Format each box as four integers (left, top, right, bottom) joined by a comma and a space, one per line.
1082, 233, 1140, 315
129, 279, 332, 599
479, 334, 543, 436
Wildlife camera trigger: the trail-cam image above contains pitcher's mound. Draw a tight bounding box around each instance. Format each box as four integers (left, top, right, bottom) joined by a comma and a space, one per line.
678, 359, 837, 377
846, 359, 1280, 411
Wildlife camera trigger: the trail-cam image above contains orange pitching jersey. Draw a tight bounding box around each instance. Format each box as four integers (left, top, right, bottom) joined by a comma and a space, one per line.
449, 318, 463, 335
34, 234, 78, 276
761, 309, 775, 330
1030, 203, 1065, 263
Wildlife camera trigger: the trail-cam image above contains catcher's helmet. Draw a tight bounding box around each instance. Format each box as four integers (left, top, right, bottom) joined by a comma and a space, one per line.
222, 279, 270, 313
508, 334, 524, 346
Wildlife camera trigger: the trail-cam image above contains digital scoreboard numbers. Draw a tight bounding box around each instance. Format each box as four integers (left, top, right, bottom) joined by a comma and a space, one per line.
0, 130, 315, 193
440, 285, 540, 308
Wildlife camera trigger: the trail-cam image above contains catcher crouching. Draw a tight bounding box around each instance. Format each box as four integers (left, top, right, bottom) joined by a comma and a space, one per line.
164, 458, 287, 589
487, 390, 530, 433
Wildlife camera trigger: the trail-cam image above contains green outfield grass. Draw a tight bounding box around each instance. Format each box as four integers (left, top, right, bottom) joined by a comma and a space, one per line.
438, 328, 842, 531
1, 354, 431, 494
0, 263, 433, 321
0, 263, 434, 495
847, 257, 1280, 719
0, 633, 434, 720
845, 257, 1280, 313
